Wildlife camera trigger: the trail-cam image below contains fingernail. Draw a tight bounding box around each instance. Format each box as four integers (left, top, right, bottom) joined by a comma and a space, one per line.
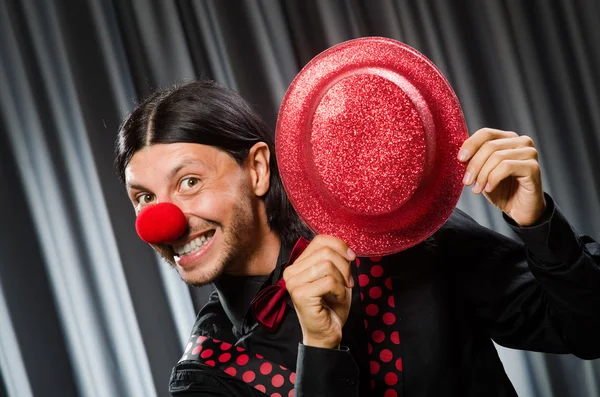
346, 247, 356, 260
484, 183, 492, 192
463, 172, 472, 185
348, 276, 355, 288
458, 149, 469, 162
472, 182, 481, 194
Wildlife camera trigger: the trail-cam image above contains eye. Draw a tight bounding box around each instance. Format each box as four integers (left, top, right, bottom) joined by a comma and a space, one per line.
136, 193, 156, 204
180, 177, 200, 191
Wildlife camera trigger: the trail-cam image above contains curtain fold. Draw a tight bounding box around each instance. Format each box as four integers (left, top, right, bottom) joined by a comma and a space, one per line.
1, 1, 598, 396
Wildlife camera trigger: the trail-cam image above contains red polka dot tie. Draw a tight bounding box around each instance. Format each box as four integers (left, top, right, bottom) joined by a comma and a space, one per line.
357, 256, 403, 396
179, 335, 296, 396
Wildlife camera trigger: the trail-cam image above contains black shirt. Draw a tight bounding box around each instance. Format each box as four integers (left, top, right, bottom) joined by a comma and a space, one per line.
169, 194, 600, 396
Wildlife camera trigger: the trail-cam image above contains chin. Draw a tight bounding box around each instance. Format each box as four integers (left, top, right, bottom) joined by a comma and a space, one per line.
179, 263, 226, 287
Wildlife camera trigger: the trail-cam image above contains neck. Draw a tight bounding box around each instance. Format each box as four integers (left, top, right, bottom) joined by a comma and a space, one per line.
226, 227, 281, 276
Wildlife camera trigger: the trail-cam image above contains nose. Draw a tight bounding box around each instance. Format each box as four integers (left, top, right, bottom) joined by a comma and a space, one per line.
135, 202, 187, 244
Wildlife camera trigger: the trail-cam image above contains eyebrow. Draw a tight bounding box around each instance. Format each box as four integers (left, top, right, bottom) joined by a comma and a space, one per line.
165, 158, 206, 182
126, 158, 206, 191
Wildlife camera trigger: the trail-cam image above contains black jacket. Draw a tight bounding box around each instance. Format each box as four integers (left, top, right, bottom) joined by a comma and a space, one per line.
169, 194, 600, 396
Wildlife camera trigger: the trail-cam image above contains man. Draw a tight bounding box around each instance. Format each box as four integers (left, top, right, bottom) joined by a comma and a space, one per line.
115, 80, 600, 396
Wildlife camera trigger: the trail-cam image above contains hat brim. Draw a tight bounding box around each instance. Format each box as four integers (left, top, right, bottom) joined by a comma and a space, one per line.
276, 37, 468, 256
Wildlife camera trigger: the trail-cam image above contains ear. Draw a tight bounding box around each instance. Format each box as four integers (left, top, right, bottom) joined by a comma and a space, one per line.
245, 142, 271, 197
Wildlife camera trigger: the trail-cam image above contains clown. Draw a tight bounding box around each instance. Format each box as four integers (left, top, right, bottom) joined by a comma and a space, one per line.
116, 39, 600, 397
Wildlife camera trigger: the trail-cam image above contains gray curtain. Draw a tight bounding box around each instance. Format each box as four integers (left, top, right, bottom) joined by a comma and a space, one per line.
0, 1, 598, 396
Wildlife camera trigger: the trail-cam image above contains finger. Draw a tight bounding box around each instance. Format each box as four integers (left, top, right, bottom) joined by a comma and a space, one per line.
295, 234, 355, 263
472, 147, 538, 194
285, 251, 353, 288
484, 159, 541, 193
292, 276, 349, 319
458, 128, 519, 163
463, 135, 534, 186
286, 259, 349, 293
284, 246, 353, 286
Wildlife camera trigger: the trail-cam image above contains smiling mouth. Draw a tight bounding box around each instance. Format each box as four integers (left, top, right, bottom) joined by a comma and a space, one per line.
173, 230, 216, 257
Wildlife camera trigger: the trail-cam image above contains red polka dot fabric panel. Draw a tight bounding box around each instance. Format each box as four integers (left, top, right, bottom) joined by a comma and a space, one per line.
179, 335, 296, 396
357, 256, 403, 396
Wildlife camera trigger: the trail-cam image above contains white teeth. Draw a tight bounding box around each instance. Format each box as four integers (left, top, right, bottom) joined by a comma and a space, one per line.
174, 232, 214, 257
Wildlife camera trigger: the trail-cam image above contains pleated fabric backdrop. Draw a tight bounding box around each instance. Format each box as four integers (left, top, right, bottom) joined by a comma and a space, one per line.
0, 1, 599, 396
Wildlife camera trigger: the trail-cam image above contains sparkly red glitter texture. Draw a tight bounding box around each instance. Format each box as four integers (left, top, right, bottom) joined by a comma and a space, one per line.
276, 37, 468, 256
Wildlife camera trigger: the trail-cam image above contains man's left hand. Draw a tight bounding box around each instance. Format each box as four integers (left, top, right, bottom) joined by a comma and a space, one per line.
458, 127, 546, 226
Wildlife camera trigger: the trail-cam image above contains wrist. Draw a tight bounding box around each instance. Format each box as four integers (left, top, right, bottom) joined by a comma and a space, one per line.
513, 196, 548, 227
303, 335, 341, 350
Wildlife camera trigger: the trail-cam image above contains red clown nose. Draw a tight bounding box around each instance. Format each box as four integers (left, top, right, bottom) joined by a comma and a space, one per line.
135, 202, 187, 244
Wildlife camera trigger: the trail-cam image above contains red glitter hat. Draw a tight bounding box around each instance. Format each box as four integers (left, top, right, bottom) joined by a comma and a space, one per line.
275, 37, 468, 256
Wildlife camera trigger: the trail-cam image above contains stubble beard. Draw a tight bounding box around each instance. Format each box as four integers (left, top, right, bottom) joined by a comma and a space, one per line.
186, 200, 254, 288
154, 194, 256, 287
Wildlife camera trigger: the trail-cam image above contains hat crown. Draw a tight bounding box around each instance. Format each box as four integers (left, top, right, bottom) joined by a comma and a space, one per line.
311, 73, 426, 215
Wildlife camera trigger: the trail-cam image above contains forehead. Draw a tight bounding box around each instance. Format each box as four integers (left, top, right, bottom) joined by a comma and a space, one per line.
125, 143, 232, 184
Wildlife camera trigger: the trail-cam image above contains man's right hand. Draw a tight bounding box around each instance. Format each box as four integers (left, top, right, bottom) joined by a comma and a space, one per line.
283, 235, 355, 349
